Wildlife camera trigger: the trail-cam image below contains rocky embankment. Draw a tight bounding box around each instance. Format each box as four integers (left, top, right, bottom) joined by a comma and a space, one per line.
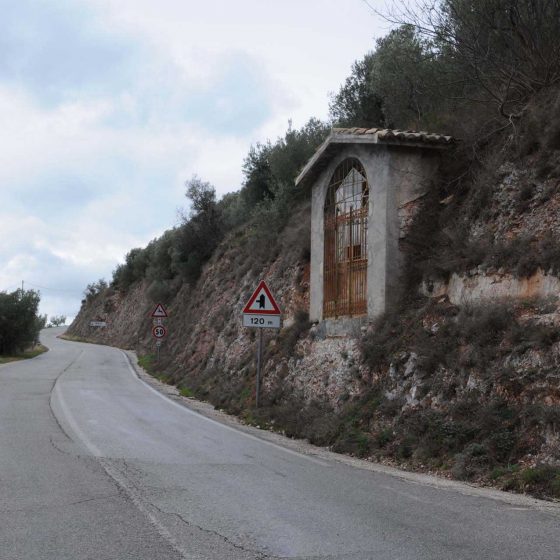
69, 155, 560, 499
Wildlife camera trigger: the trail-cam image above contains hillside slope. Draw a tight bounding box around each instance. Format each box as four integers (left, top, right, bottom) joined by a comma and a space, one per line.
69, 92, 560, 499
69, 199, 362, 416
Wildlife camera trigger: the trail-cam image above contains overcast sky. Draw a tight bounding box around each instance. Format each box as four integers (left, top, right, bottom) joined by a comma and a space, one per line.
0, 0, 391, 321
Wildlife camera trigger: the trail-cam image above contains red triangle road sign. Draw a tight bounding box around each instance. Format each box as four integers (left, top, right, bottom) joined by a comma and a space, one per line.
243, 281, 281, 315
151, 303, 168, 318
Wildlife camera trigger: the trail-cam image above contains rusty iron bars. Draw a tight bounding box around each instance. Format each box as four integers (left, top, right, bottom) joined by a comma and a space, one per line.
323, 158, 368, 318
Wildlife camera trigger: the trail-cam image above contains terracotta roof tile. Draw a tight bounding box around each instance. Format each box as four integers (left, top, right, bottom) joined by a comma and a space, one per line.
332, 127, 454, 145
295, 127, 454, 187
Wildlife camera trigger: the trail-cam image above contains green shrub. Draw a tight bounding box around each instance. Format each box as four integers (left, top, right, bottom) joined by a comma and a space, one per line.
137, 354, 155, 372
520, 465, 560, 498
452, 443, 490, 481
84, 279, 108, 301
375, 427, 394, 448
515, 182, 536, 213
0, 289, 43, 355
270, 309, 311, 359
179, 386, 194, 398
147, 280, 173, 304
490, 464, 520, 481
333, 427, 372, 458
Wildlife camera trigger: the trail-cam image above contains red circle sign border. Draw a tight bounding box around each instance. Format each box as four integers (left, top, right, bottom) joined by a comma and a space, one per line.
152, 325, 167, 338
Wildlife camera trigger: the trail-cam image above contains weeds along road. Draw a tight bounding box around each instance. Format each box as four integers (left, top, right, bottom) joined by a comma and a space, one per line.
1, 328, 559, 560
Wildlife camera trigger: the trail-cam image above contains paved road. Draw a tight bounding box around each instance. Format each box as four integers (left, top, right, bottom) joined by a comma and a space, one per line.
1, 328, 558, 559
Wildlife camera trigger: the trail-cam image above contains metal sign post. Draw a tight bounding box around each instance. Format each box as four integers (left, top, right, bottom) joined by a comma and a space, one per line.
242, 281, 281, 408
255, 329, 263, 408
151, 303, 169, 363
152, 324, 167, 363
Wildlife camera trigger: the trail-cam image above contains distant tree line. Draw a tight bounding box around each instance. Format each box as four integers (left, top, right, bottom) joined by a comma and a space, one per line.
0, 289, 45, 355
48, 315, 66, 327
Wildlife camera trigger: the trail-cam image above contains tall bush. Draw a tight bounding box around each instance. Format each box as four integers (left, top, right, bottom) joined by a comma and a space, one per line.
0, 289, 43, 355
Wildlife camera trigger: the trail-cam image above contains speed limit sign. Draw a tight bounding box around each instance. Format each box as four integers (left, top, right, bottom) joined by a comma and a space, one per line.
152, 325, 167, 339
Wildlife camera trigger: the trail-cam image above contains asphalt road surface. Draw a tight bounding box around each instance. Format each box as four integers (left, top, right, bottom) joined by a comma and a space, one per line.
1, 328, 558, 559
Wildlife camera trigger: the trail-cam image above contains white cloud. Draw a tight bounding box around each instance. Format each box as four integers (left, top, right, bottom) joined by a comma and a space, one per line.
0, 0, 391, 319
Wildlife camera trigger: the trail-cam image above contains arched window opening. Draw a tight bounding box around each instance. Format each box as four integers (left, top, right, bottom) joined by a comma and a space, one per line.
323, 158, 368, 318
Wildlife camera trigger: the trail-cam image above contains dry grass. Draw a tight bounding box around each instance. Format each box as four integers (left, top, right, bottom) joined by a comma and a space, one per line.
0, 344, 48, 364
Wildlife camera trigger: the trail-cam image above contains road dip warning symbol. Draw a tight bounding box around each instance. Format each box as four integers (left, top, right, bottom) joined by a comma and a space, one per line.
243, 281, 281, 314
151, 303, 168, 318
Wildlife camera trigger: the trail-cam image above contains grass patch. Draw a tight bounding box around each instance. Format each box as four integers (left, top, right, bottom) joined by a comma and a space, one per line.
179, 386, 194, 398
137, 353, 155, 372
137, 353, 173, 384
0, 344, 48, 364
490, 464, 521, 480
519, 465, 560, 498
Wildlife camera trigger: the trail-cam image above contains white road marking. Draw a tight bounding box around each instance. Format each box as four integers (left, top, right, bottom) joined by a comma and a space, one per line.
52, 365, 192, 560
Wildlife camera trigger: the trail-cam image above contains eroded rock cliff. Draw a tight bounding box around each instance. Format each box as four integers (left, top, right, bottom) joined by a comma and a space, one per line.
69, 104, 560, 498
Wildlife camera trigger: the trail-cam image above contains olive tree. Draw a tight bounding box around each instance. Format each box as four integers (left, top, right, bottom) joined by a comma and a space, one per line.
0, 290, 42, 355
384, 0, 560, 120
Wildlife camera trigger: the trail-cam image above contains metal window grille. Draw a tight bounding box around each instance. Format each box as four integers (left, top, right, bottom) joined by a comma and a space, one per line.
323, 158, 368, 318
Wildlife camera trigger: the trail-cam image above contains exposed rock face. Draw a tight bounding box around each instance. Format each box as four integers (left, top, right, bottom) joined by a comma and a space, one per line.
70, 281, 150, 349
68, 154, 560, 497
277, 335, 364, 408
482, 162, 560, 241
68, 200, 358, 410
423, 270, 560, 304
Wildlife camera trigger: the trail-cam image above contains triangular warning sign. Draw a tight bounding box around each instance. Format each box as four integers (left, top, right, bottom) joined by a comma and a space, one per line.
243, 281, 281, 315
151, 303, 168, 318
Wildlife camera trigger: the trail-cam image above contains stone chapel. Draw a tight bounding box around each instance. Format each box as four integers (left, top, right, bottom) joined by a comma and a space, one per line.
295, 127, 453, 334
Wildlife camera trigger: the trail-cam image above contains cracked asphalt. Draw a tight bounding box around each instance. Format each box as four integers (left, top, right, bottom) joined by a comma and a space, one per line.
1, 328, 559, 560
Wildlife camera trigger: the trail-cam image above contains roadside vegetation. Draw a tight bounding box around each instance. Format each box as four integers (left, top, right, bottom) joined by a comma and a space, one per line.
0, 344, 48, 365
103, 119, 329, 303
230, 297, 559, 500
352, 298, 560, 499
47, 315, 66, 327
137, 353, 180, 387
0, 289, 46, 357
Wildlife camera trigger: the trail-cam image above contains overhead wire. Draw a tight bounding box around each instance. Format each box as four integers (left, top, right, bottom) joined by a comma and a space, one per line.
0, 284, 21, 292
20, 282, 83, 295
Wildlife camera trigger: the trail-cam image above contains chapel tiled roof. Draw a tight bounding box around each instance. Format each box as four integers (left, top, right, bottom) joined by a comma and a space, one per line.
295, 127, 455, 187
332, 127, 455, 145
